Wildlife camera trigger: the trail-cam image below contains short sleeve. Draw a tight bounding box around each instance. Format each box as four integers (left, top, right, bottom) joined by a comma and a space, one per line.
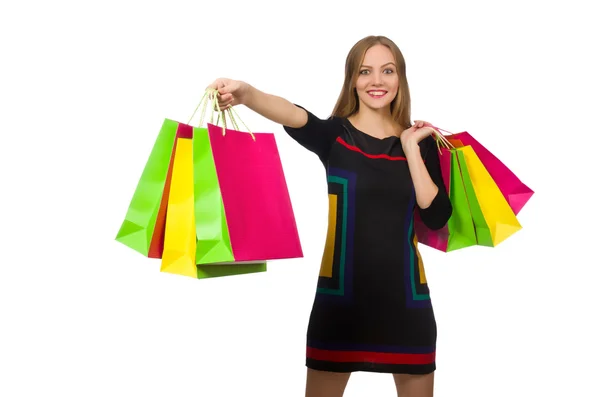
417, 136, 453, 230
282, 105, 344, 163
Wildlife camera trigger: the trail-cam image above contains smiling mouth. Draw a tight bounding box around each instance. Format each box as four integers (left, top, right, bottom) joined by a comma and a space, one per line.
367, 90, 387, 98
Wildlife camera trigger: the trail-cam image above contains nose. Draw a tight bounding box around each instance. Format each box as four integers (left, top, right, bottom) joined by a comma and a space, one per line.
372, 72, 383, 86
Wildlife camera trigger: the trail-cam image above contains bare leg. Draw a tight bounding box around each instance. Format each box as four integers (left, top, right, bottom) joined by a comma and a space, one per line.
305, 368, 351, 397
393, 372, 434, 397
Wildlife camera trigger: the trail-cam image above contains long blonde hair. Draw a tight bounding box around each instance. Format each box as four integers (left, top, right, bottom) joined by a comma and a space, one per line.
331, 35, 412, 129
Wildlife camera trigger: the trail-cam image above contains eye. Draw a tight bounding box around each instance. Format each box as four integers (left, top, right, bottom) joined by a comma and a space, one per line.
359, 69, 369, 75
384, 68, 395, 74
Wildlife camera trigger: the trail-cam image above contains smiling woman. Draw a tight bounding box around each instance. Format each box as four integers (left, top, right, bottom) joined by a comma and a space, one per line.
332, 36, 413, 139
358, 58, 398, 102
206, 35, 452, 397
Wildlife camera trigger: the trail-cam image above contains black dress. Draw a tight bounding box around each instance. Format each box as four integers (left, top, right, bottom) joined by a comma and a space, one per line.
283, 106, 452, 374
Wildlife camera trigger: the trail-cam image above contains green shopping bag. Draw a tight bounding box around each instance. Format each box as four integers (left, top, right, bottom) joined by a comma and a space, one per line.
414, 146, 478, 252
192, 124, 237, 265
115, 119, 178, 258
447, 149, 479, 250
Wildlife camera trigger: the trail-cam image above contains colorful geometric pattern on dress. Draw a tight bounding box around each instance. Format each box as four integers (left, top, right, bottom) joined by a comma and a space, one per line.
404, 191, 432, 308
306, 339, 435, 365
317, 167, 356, 300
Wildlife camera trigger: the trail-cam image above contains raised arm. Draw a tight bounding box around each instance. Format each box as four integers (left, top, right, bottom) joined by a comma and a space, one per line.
207, 78, 307, 128
207, 77, 344, 162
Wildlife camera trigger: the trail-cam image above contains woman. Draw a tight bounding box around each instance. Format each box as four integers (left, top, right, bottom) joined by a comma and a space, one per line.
207, 35, 452, 397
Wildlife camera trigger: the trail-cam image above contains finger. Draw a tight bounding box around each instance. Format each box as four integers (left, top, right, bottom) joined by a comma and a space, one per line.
207, 85, 222, 101
421, 127, 435, 137
207, 79, 224, 91
218, 84, 232, 95
218, 93, 233, 102
217, 95, 234, 107
414, 120, 433, 128
218, 101, 235, 111
218, 100, 233, 110
218, 95, 233, 105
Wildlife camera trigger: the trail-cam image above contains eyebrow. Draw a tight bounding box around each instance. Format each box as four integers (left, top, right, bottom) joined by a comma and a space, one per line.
360, 62, 396, 69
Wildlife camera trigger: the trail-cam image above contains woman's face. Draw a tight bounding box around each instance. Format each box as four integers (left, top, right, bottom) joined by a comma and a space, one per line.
355, 44, 399, 113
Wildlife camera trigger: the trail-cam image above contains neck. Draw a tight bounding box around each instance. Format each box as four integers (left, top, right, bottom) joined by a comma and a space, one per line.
354, 106, 393, 124
350, 105, 400, 138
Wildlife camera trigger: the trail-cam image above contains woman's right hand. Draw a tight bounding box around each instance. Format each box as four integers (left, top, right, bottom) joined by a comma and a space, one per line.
206, 78, 249, 111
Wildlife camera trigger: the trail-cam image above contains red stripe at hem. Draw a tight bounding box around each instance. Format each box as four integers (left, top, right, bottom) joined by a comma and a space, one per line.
336, 137, 407, 161
307, 347, 435, 365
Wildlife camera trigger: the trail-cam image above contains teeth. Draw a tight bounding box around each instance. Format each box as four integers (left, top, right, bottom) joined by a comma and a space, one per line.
369, 91, 386, 95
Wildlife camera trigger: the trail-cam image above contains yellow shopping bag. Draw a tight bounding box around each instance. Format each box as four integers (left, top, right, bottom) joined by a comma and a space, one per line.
456, 145, 522, 246
160, 135, 197, 277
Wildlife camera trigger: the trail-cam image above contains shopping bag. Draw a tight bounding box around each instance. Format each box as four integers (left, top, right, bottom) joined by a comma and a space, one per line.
192, 123, 237, 265
115, 119, 179, 258
207, 120, 304, 263
434, 128, 534, 215
455, 145, 522, 247
414, 147, 478, 252
160, 130, 197, 276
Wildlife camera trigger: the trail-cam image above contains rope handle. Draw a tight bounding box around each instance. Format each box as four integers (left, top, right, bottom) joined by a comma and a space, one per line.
187, 88, 256, 141
428, 125, 457, 154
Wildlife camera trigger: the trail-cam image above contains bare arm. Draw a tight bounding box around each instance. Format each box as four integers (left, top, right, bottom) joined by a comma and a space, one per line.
242, 84, 308, 128
400, 122, 452, 230
404, 142, 439, 209
209, 77, 343, 162
210, 78, 308, 128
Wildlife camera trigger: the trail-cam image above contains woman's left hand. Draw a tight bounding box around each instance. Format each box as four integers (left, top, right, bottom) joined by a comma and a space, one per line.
400, 120, 436, 150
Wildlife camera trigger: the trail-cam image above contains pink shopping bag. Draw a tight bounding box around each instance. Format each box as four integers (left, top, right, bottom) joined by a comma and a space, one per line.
433, 128, 534, 215
207, 123, 304, 262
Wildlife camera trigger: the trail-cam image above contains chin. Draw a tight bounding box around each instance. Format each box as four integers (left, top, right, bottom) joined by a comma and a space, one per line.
360, 98, 393, 111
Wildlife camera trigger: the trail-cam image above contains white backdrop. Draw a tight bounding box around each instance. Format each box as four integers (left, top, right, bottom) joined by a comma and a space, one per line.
1, 0, 598, 396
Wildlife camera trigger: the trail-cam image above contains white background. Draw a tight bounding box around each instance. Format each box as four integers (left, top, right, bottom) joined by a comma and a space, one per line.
1, 0, 598, 396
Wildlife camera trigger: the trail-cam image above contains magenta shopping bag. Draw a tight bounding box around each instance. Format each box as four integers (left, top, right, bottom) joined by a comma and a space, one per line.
437, 129, 534, 215
414, 147, 452, 251
207, 123, 304, 261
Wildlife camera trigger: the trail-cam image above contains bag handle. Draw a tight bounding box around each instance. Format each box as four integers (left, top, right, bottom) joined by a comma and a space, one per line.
428, 125, 456, 153
187, 89, 256, 141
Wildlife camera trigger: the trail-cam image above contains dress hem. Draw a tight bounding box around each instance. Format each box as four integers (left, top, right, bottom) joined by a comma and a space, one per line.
306, 358, 436, 375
